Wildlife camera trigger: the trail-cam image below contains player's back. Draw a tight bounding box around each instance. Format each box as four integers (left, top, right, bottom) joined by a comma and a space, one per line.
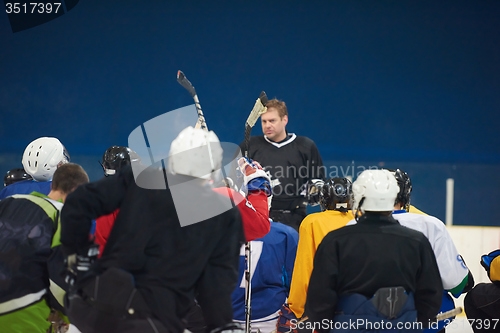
299, 210, 353, 249
393, 211, 445, 244
0, 180, 52, 200
62, 166, 245, 332
392, 211, 468, 291
287, 209, 352, 318
232, 221, 298, 321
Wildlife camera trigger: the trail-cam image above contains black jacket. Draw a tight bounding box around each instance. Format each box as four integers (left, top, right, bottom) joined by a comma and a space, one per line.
60, 165, 245, 333
305, 213, 443, 327
241, 134, 325, 209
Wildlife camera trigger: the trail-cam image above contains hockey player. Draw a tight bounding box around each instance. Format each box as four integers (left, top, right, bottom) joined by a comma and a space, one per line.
305, 169, 443, 332
60, 126, 247, 333
0, 163, 89, 333
231, 220, 299, 333
94, 146, 136, 256
95, 146, 271, 260
3, 167, 32, 187
277, 178, 354, 333
388, 169, 473, 333
99, 146, 136, 177
387, 168, 427, 215
240, 98, 325, 231
182, 158, 272, 333
0, 137, 70, 199
213, 157, 271, 242
344, 169, 473, 332
464, 249, 500, 333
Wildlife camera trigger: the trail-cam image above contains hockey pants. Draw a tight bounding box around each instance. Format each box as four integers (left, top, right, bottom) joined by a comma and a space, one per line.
332, 287, 421, 333
65, 267, 169, 333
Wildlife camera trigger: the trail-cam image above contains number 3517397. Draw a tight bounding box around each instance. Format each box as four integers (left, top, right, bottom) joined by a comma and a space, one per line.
5, 3, 62, 14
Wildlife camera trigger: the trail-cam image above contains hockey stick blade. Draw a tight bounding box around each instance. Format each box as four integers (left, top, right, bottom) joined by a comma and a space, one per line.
177, 70, 196, 98
245, 91, 268, 128
435, 307, 462, 321
244, 91, 268, 158
177, 70, 207, 130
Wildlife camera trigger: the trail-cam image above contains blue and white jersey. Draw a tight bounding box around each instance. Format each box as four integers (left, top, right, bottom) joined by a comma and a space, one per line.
392, 210, 469, 293
0, 180, 52, 200
232, 221, 299, 321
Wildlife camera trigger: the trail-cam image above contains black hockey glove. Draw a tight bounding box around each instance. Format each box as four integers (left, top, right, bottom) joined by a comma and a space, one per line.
64, 243, 100, 287
300, 179, 324, 207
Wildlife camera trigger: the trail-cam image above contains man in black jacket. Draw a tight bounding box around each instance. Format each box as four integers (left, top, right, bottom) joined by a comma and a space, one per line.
304, 169, 443, 333
60, 126, 245, 333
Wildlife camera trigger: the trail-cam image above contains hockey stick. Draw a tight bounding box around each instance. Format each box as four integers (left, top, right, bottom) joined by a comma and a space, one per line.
243, 91, 268, 333
176, 70, 220, 177
435, 307, 462, 321
244, 241, 252, 333
244, 91, 268, 158
177, 70, 207, 130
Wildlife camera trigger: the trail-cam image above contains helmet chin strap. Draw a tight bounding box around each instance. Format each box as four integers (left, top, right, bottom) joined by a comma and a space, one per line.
336, 206, 348, 213
355, 197, 365, 222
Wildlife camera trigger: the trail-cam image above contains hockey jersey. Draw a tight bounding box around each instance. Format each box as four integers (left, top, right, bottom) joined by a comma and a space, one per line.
0, 180, 52, 200
392, 210, 469, 293
212, 188, 270, 241
288, 210, 353, 318
93, 187, 269, 261
393, 210, 470, 332
95, 209, 120, 257
348, 210, 469, 293
0, 192, 64, 333
305, 214, 443, 330
232, 221, 299, 320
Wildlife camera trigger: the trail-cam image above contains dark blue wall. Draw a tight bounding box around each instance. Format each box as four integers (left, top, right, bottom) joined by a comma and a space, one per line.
1, 1, 499, 225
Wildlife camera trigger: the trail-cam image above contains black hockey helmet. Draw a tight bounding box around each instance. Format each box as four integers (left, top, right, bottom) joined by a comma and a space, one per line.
101, 146, 132, 176
4, 168, 33, 187
387, 168, 412, 211
319, 177, 353, 212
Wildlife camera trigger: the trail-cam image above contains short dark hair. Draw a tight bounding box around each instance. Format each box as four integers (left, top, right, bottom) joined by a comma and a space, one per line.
266, 99, 288, 118
51, 163, 89, 194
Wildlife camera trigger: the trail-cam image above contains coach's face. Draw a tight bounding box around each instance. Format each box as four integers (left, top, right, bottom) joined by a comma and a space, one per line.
261, 107, 288, 142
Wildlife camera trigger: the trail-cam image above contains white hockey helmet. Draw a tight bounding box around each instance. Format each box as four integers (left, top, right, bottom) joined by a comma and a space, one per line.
352, 169, 399, 214
22, 137, 70, 181
167, 126, 223, 180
